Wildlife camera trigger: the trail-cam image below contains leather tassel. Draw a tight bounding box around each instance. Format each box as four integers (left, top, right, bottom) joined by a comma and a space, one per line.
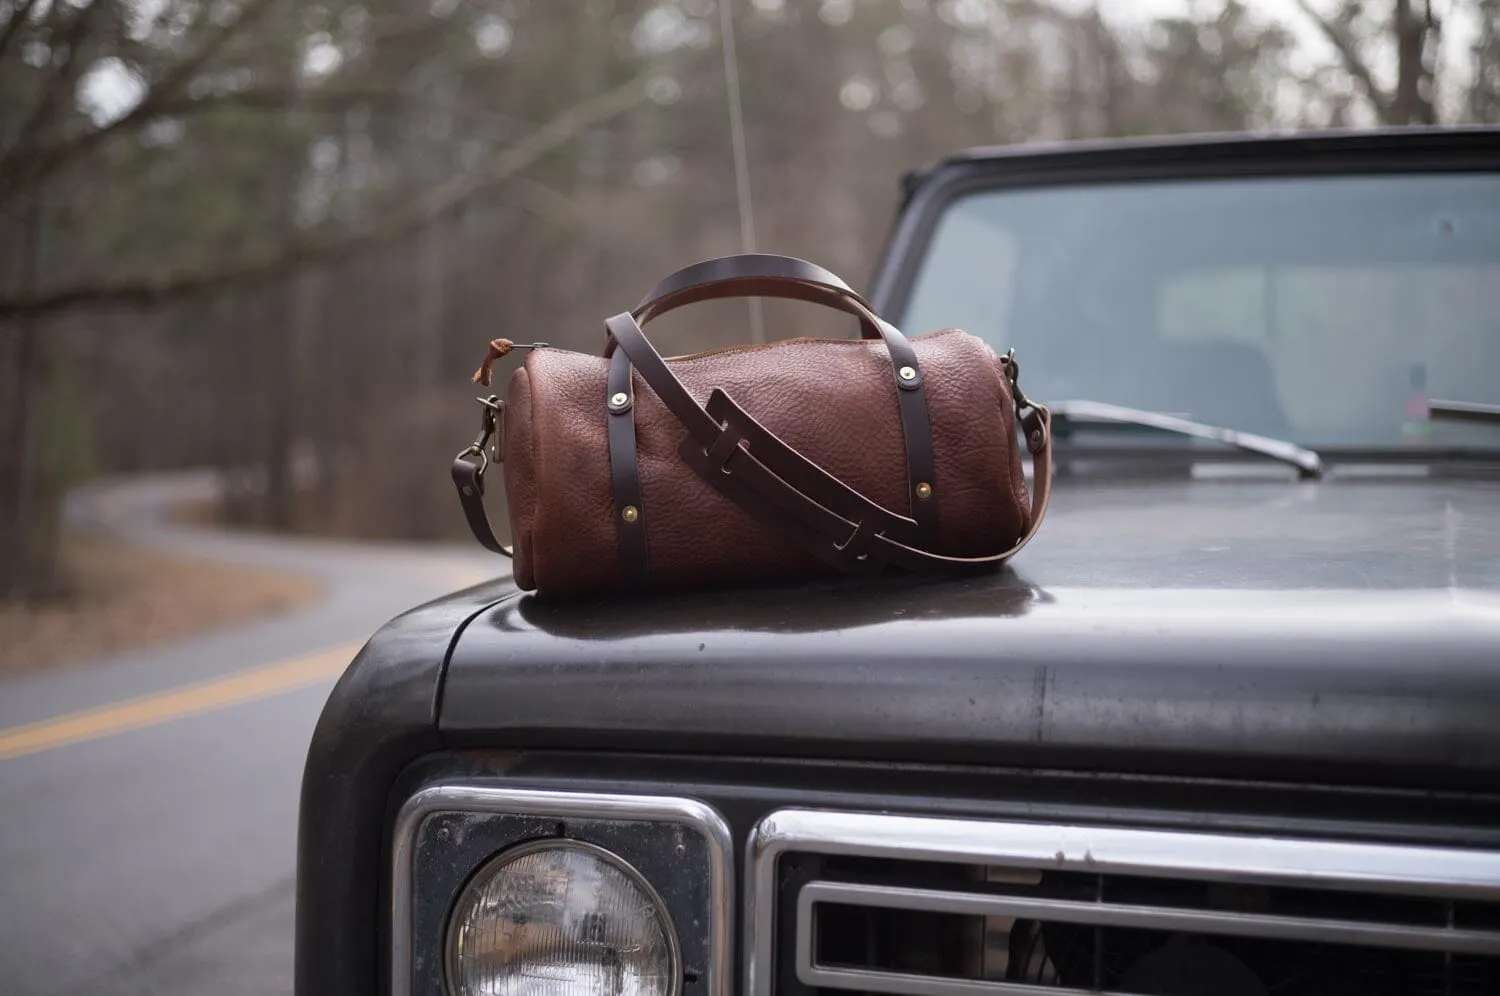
471, 338, 515, 386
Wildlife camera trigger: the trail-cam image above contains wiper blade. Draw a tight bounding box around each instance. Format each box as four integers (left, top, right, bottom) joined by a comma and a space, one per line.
1429, 399, 1500, 425
1049, 398, 1325, 480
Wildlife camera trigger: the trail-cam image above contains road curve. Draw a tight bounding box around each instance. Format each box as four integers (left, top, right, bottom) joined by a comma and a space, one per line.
0, 470, 505, 996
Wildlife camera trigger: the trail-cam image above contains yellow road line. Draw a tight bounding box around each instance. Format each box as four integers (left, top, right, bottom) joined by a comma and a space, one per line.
0, 642, 361, 762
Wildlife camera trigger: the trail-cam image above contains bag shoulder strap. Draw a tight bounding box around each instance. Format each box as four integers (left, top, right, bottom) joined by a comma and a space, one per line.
452, 254, 1053, 575
605, 311, 1052, 576
452, 395, 512, 559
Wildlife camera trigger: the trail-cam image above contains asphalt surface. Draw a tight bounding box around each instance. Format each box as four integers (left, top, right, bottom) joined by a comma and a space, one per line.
0, 471, 502, 996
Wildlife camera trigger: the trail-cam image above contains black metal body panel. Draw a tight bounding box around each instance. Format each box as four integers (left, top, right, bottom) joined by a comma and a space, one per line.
294, 579, 513, 996
438, 477, 1500, 791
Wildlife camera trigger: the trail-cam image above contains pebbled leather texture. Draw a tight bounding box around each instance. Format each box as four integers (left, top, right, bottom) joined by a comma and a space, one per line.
501, 328, 1031, 597
501, 367, 539, 589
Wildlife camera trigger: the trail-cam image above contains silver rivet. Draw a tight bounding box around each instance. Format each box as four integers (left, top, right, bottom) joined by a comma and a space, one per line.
461, 485, 474, 497
898, 366, 917, 382
610, 392, 628, 407
621, 505, 639, 523
915, 482, 933, 499
1029, 430, 1043, 448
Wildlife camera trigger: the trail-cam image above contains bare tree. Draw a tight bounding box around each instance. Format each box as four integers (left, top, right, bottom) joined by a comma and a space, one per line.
1470, 0, 1500, 121
1294, 0, 1443, 125
0, 0, 691, 591
0, 67, 669, 318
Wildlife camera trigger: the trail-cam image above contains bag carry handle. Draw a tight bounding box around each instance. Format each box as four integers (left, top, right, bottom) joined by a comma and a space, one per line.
604, 253, 888, 351
603, 307, 1053, 577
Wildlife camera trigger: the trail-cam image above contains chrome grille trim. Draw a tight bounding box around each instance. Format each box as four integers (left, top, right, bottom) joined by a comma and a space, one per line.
796, 964, 1107, 996
745, 809, 1500, 996
797, 881, 1500, 959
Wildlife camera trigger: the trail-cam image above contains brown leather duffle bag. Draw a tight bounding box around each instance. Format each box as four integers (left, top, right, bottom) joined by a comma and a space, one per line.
451, 254, 1052, 597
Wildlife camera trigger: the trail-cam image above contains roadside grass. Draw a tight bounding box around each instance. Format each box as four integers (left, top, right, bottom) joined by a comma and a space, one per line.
0, 532, 323, 677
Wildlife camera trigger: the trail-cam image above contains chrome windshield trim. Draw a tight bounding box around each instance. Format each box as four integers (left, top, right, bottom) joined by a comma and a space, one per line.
391, 785, 733, 996
1430, 398, 1500, 425
745, 809, 1500, 996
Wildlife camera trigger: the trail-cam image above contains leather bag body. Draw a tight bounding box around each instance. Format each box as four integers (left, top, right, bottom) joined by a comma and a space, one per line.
452, 254, 1052, 598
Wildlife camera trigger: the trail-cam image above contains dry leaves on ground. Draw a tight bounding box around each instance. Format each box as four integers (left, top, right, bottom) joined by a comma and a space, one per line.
0, 533, 323, 676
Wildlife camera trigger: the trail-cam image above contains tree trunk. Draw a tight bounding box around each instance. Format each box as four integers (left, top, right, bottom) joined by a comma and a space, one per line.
1468, 0, 1500, 122
263, 280, 295, 532
1390, 0, 1437, 124
0, 195, 48, 597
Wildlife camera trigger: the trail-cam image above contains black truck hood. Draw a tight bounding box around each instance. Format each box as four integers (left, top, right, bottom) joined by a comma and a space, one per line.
438, 474, 1500, 789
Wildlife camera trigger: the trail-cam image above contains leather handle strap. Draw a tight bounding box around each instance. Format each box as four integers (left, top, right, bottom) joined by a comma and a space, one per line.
603, 253, 940, 545
452, 453, 512, 558
639, 253, 869, 312
605, 311, 1052, 575
451, 393, 513, 559
614, 253, 885, 345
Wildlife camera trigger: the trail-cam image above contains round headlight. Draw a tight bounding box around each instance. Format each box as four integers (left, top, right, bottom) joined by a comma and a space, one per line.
445, 839, 682, 996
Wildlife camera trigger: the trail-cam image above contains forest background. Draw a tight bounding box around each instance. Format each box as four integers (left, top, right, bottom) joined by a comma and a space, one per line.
1, 0, 1495, 599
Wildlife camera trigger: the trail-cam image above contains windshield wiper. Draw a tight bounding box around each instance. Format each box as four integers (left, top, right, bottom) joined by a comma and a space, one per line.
1048, 399, 1325, 480
1429, 399, 1500, 425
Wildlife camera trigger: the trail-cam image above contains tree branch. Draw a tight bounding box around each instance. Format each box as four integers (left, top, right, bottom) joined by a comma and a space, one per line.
1, 0, 114, 165
0, 0, 43, 68
0, 0, 283, 206
511, 177, 587, 230
149, 83, 408, 116
364, 4, 480, 44
1291, 0, 1395, 123
0, 67, 657, 318
143, 76, 542, 123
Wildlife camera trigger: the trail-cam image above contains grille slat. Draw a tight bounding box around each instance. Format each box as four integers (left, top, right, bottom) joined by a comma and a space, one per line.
798, 881, 1500, 959
747, 810, 1500, 996
796, 963, 1116, 996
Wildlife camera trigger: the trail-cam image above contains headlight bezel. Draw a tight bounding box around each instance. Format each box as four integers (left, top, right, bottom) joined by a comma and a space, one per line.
391, 784, 733, 996
442, 836, 685, 996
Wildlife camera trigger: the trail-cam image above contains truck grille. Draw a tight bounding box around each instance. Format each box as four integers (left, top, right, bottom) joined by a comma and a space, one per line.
746, 810, 1500, 996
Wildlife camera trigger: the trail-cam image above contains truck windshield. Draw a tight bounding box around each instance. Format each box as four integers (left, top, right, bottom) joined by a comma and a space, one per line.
895, 171, 1500, 450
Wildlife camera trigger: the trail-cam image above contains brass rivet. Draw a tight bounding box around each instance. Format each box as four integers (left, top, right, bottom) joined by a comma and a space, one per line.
898, 366, 917, 382
915, 482, 933, 499
621, 505, 639, 523
461, 485, 474, 497
610, 392, 628, 407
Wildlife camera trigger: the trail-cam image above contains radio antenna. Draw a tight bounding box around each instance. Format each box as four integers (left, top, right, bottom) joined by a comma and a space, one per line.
717, 0, 765, 343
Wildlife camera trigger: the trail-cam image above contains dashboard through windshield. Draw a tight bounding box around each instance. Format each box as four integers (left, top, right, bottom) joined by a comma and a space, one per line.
895, 171, 1500, 450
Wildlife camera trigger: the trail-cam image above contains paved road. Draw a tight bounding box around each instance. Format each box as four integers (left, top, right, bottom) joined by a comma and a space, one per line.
0, 471, 504, 996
